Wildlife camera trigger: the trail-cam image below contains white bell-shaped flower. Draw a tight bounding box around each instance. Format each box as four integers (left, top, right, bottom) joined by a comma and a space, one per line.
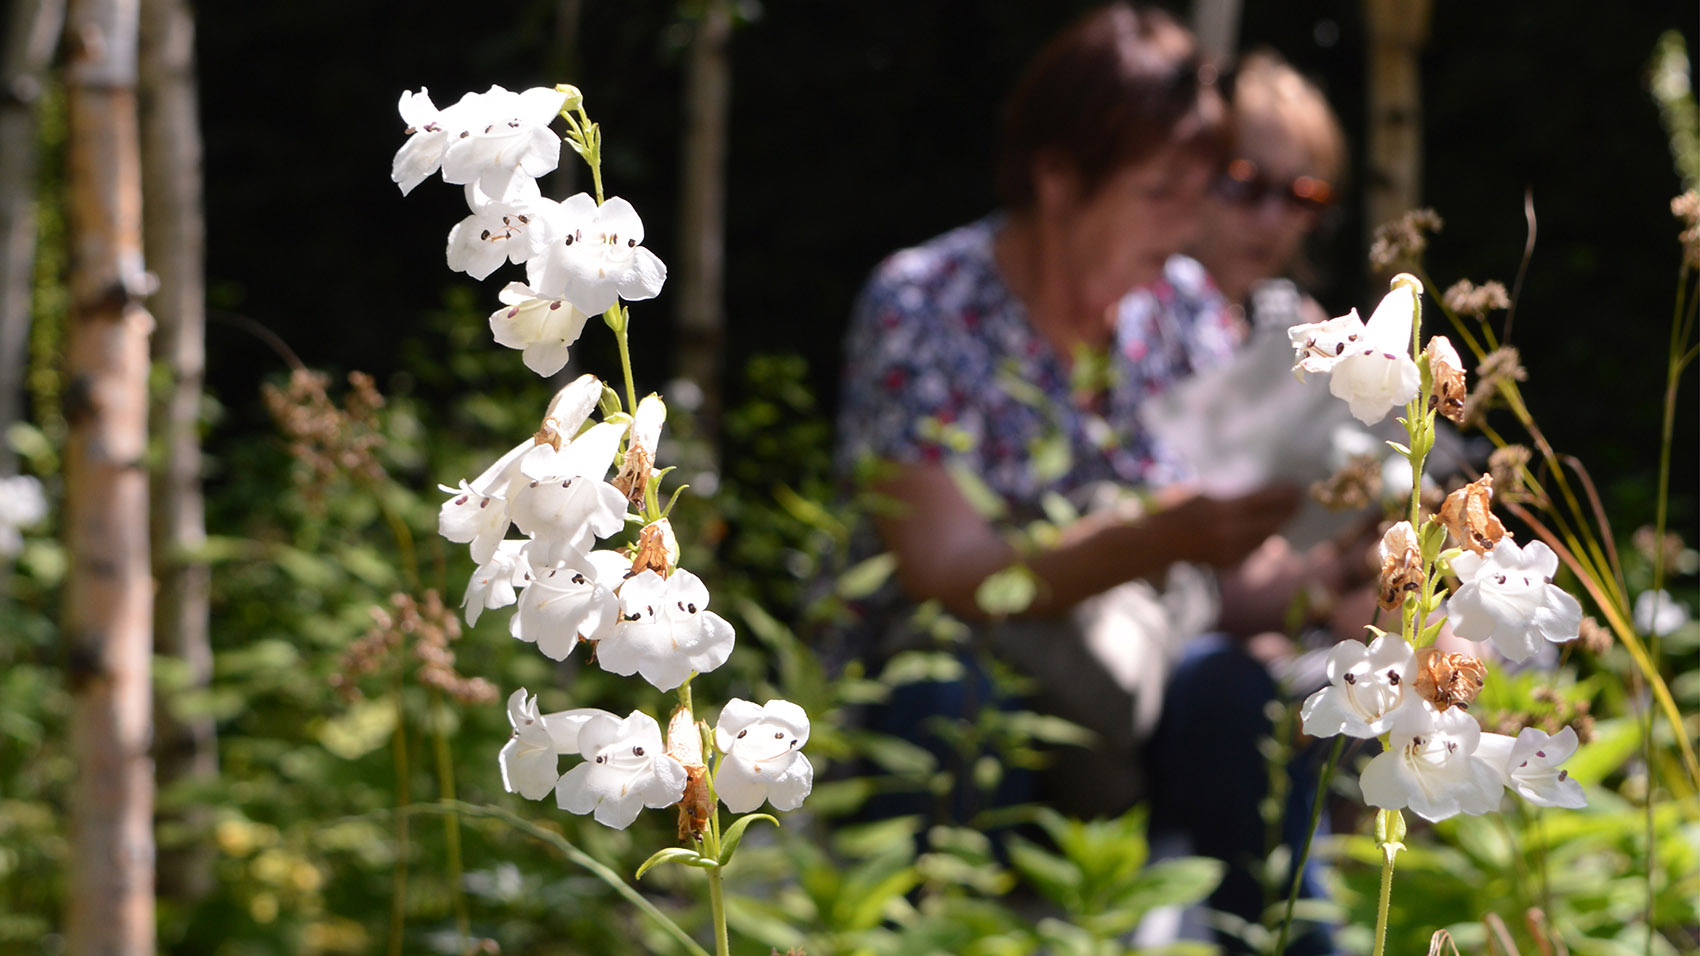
1359, 702, 1504, 822
528, 194, 667, 316
463, 538, 531, 626
1633, 588, 1689, 637
555, 710, 688, 829
714, 699, 814, 813
0, 474, 48, 557
598, 569, 735, 691
392, 87, 481, 195
510, 548, 627, 660
1447, 538, 1582, 661
438, 436, 534, 565
1290, 276, 1422, 424
488, 281, 591, 377
447, 178, 553, 280
1300, 634, 1416, 738
498, 688, 614, 801
509, 421, 628, 566
439, 85, 568, 199
1473, 726, 1587, 809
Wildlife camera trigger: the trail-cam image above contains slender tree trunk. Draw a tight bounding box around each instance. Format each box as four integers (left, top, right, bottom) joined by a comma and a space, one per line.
1190, 0, 1241, 62
1364, 0, 1432, 252
63, 0, 156, 952
675, 0, 731, 452
0, 0, 67, 479
140, 0, 214, 907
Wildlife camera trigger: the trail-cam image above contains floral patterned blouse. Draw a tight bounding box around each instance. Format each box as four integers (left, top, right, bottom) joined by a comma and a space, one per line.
836, 217, 1243, 517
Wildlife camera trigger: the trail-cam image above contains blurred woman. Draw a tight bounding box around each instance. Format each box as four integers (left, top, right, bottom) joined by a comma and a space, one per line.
834, 4, 1355, 846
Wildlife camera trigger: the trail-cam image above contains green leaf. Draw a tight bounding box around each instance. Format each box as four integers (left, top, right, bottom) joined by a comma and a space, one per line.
1039, 491, 1079, 527
1386, 440, 1412, 456
636, 846, 708, 880
837, 552, 898, 600
316, 696, 397, 760
945, 461, 1007, 520
718, 813, 779, 865
975, 564, 1038, 617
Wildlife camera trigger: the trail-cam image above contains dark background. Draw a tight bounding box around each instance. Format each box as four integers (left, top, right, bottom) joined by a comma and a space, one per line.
196, 1, 1699, 538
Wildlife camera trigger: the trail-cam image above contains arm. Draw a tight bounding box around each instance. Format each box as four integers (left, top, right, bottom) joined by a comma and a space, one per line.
873, 462, 1301, 620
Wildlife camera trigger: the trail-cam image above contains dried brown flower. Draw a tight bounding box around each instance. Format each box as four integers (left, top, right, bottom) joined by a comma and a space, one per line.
1674, 191, 1700, 270
1369, 208, 1444, 270
1311, 453, 1382, 512
667, 707, 712, 841
628, 518, 679, 578
1376, 521, 1423, 612
1424, 336, 1468, 425
1633, 525, 1689, 569
1441, 279, 1511, 319
1438, 475, 1507, 555
1412, 646, 1486, 712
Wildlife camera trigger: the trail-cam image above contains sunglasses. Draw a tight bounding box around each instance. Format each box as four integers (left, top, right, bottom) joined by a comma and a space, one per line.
1212, 158, 1333, 213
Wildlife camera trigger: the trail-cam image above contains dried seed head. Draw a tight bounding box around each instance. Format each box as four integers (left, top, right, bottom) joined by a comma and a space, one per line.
1438, 475, 1508, 555
1673, 191, 1700, 269
1577, 615, 1613, 655
1486, 445, 1533, 500
1369, 208, 1444, 270
1441, 279, 1510, 319
1311, 453, 1383, 512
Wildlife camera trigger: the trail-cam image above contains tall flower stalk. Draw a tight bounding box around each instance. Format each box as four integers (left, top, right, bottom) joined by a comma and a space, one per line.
1284, 274, 1592, 955
394, 83, 813, 956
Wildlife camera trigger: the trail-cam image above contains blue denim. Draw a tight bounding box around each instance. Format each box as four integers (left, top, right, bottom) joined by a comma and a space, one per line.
1147, 633, 1335, 956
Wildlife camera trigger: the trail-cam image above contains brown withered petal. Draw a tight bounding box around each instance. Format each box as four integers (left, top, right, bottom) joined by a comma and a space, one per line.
1376, 521, 1424, 612
1438, 475, 1507, 555
612, 445, 654, 505
629, 519, 679, 578
1412, 646, 1487, 712
1424, 337, 1468, 425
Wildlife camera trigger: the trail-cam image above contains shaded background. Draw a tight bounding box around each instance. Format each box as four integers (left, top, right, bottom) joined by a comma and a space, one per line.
197, 0, 1698, 534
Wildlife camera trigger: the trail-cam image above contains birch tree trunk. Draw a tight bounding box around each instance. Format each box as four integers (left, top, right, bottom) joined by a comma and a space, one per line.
1364, 0, 1432, 252
0, 0, 67, 479
675, 0, 731, 453
140, 0, 214, 907
1190, 0, 1241, 62
63, 0, 157, 951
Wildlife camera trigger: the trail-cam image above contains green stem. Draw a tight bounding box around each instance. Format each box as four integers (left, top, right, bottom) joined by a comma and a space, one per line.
615, 306, 638, 417
428, 688, 471, 945
707, 868, 731, 956
1372, 842, 1399, 956
1273, 734, 1347, 956
402, 801, 712, 956
389, 679, 410, 956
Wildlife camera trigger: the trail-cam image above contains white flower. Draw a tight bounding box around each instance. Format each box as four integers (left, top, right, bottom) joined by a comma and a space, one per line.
1290, 276, 1422, 424
439, 85, 569, 199
508, 421, 629, 566
1447, 538, 1582, 661
0, 474, 48, 557
498, 688, 612, 801
714, 699, 814, 813
446, 178, 552, 280
1300, 634, 1416, 738
438, 437, 534, 565
598, 569, 735, 691
528, 194, 667, 316
1359, 702, 1504, 822
556, 710, 688, 829
488, 281, 591, 377
463, 538, 530, 626
510, 548, 627, 660
392, 87, 479, 195
1474, 727, 1587, 809
1633, 589, 1689, 636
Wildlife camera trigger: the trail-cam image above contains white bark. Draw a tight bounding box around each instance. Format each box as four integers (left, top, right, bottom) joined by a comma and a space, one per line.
140, 0, 214, 906
675, 0, 732, 452
63, 0, 156, 951
1365, 0, 1432, 253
